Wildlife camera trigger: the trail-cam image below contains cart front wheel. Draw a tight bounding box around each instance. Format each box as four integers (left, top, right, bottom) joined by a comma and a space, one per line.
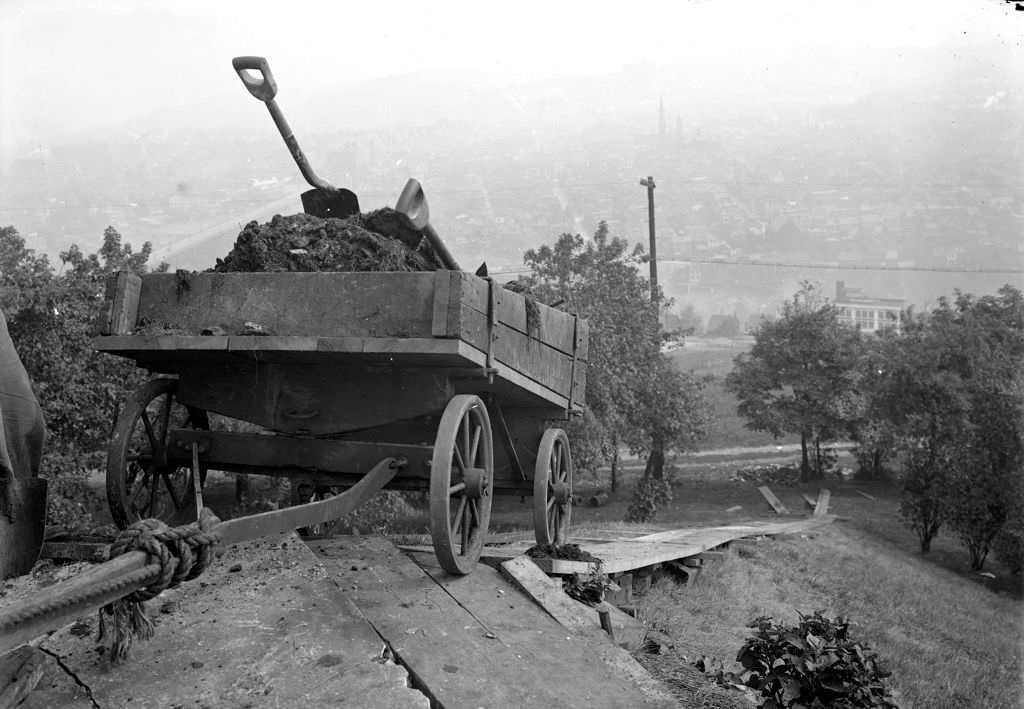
107, 378, 208, 529
534, 428, 573, 546
430, 395, 493, 575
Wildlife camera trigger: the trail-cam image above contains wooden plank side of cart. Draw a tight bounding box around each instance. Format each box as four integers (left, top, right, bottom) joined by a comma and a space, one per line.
97, 270, 587, 412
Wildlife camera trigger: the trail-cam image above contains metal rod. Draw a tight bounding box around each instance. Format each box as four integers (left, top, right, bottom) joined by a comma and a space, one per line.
0, 457, 404, 655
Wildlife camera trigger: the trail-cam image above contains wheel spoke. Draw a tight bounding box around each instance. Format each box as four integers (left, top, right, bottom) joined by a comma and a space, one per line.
460, 502, 471, 551
449, 481, 466, 495
157, 394, 172, 443
546, 496, 557, 512
160, 471, 184, 509
451, 496, 467, 537
469, 498, 479, 527
140, 411, 159, 451
470, 424, 481, 464
453, 444, 466, 472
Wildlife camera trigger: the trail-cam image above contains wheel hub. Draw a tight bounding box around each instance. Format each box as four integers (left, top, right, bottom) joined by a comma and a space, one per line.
551, 481, 571, 505
463, 466, 490, 499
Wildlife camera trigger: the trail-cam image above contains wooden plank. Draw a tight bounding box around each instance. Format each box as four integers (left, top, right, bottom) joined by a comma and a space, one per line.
22, 533, 425, 708
814, 489, 831, 516
803, 493, 818, 510
0, 645, 48, 708
430, 269, 458, 337
103, 271, 141, 335
855, 489, 877, 500
135, 272, 439, 338
309, 537, 674, 708
758, 486, 790, 514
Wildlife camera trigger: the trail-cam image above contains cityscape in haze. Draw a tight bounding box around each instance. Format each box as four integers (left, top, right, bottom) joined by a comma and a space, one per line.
2, 10, 1021, 330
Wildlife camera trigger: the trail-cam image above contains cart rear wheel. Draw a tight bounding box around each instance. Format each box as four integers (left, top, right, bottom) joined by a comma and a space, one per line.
107, 378, 209, 529
533, 428, 573, 546
430, 395, 493, 575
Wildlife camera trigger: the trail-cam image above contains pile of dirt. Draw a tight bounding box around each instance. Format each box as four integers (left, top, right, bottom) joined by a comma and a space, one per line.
211, 209, 440, 273
730, 463, 801, 487
525, 542, 602, 563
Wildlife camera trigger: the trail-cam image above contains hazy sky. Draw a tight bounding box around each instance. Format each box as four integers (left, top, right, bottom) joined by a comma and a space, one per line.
2, 0, 1019, 153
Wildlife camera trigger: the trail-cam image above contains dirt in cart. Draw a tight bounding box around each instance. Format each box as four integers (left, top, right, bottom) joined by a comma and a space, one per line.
212, 209, 440, 273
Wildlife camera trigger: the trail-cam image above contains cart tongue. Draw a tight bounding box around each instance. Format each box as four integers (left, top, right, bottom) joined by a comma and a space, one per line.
0, 475, 46, 579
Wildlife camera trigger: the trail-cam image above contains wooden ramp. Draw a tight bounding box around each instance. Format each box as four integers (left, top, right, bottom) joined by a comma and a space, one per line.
421, 515, 836, 575
308, 536, 676, 708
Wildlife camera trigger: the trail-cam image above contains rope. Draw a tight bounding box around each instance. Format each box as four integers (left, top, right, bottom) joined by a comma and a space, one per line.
98, 507, 222, 662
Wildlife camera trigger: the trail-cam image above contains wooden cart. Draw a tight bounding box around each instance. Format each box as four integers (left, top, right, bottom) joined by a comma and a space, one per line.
94, 269, 588, 574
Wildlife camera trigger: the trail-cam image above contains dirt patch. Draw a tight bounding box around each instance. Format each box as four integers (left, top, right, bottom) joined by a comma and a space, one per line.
525, 542, 601, 563
211, 209, 440, 273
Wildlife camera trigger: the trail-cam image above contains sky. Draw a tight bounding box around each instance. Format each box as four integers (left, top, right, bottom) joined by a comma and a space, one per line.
2, 0, 1020, 154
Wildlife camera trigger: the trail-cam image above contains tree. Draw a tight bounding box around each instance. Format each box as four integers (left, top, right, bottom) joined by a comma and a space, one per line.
520, 223, 711, 492
869, 286, 1024, 564
725, 282, 863, 481
0, 225, 162, 528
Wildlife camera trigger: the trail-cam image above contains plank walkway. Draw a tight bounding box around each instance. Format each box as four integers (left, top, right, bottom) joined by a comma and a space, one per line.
309, 536, 677, 708
402, 515, 834, 575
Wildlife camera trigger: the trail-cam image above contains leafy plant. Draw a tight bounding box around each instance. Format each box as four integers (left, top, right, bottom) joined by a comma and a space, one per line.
626, 476, 673, 523
736, 611, 898, 709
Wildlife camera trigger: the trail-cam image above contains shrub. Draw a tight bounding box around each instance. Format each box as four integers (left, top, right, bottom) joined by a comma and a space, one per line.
736, 610, 898, 709
625, 476, 673, 523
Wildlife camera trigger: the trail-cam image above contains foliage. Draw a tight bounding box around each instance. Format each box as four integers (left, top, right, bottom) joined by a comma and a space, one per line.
625, 475, 674, 524
0, 225, 162, 529
725, 282, 863, 481
869, 286, 1024, 567
736, 611, 898, 709
520, 222, 711, 490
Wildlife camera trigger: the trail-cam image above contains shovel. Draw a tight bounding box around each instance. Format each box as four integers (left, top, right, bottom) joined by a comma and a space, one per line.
395, 178, 460, 271
232, 56, 360, 219
0, 474, 46, 579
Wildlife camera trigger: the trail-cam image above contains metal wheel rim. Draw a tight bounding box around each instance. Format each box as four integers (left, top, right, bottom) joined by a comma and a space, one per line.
106, 378, 207, 529
429, 395, 493, 575
533, 428, 573, 546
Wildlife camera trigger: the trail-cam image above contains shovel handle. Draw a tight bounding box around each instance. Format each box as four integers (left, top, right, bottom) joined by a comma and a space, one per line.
232, 56, 277, 102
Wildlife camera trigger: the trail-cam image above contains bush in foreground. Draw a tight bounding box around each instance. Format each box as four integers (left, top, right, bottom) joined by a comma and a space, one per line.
737, 610, 898, 708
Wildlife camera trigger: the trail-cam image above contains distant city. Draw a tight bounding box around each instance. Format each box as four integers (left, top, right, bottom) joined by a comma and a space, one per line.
3, 49, 1021, 330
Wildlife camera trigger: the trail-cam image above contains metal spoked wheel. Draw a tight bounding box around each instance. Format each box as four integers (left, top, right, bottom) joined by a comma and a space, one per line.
429, 395, 494, 575
106, 378, 209, 529
533, 428, 573, 546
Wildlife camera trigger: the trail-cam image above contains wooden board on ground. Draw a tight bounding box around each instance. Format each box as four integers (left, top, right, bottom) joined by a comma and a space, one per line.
758, 486, 791, 514
814, 489, 831, 516
415, 516, 837, 574
18, 533, 426, 709
497, 555, 645, 650
309, 536, 676, 708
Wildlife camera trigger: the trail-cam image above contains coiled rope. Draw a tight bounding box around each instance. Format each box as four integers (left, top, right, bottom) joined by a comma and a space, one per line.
98, 507, 221, 662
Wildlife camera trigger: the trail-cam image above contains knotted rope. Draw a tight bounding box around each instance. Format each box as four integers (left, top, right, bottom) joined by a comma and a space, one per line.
99, 507, 221, 662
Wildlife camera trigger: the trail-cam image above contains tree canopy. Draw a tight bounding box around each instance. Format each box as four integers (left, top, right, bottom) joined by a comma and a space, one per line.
725, 282, 864, 480
0, 225, 162, 527
519, 222, 711, 490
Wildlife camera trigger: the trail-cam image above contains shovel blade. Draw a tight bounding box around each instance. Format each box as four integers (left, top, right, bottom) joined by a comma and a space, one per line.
0, 477, 47, 580
301, 188, 360, 219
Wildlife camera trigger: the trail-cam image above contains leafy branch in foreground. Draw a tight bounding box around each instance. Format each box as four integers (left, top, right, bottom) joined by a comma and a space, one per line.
736, 611, 898, 709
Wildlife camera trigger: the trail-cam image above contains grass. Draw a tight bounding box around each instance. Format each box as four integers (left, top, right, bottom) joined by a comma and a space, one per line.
669, 339, 786, 450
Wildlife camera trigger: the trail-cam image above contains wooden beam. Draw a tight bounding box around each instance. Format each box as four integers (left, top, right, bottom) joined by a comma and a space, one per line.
758, 486, 790, 514
814, 489, 831, 517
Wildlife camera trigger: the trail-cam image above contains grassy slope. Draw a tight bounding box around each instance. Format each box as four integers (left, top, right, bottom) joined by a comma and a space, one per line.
567, 475, 1023, 709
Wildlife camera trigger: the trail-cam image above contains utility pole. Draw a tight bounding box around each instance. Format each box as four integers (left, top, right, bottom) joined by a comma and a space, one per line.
639, 176, 658, 300
639, 174, 664, 480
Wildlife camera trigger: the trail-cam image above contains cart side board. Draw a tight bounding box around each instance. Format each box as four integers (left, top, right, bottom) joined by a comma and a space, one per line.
97, 270, 588, 414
